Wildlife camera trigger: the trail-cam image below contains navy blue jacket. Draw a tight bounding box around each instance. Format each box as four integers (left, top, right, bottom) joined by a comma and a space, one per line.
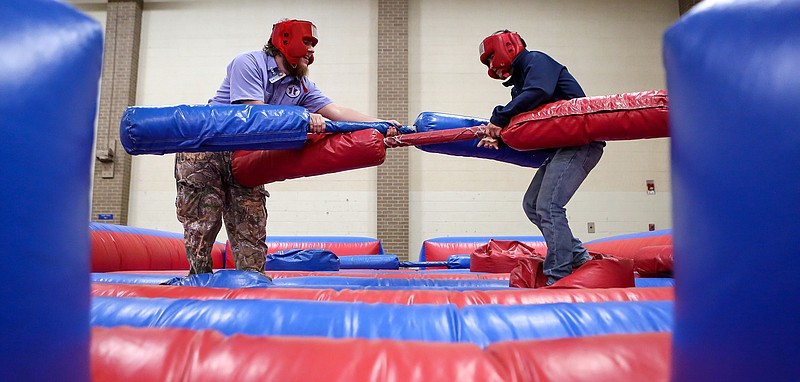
490, 50, 585, 127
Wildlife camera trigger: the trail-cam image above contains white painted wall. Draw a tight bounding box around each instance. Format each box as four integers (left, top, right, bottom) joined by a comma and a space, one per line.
73, 0, 678, 260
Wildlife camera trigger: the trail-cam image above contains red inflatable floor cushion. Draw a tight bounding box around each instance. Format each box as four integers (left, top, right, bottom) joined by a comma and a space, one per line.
486, 332, 671, 382
634, 245, 674, 277
92, 326, 509, 381
470, 240, 544, 273
91, 283, 673, 308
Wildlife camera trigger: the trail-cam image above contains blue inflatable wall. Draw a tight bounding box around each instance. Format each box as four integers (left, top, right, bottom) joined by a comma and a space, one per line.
0, 1, 103, 381
91, 297, 672, 347
664, 1, 800, 380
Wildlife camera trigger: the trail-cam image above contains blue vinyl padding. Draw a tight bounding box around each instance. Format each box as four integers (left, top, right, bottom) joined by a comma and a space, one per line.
1, 2, 102, 380
265, 249, 340, 271
339, 255, 400, 269
91, 297, 672, 347
120, 104, 411, 155
634, 278, 674, 288
461, 301, 673, 348
120, 104, 310, 154
92, 297, 462, 343
162, 271, 273, 288
324, 120, 415, 135
447, 255, 471, 269
664, 1, 800, 379
584, 229, 672, 244
413, 112, 551, 168
92, 271, 668, 289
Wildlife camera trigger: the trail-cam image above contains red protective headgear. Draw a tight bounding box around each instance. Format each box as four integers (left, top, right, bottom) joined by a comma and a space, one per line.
270, 19, 318, 67
479, 31, 525, 79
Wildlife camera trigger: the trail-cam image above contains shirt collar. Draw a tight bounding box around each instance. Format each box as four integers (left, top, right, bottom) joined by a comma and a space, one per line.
502, 49, 529, 87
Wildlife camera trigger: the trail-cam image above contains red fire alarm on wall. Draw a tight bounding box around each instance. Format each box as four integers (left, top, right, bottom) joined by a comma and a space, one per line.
646, 180, 656, 195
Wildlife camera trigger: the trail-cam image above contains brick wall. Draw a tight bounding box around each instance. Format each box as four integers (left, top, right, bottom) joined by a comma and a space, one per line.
679, 0, 703, 14
91, 0, 142, 225
377, 0, 410, 259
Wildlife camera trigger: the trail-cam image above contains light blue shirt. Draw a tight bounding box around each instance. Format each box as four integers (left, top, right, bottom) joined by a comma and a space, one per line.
208, 50, 332, 112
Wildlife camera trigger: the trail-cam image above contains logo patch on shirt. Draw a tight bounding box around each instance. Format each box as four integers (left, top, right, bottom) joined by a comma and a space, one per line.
286, 84, 301, 98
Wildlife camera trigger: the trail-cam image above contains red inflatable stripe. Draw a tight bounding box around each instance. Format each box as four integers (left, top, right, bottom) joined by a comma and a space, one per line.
102, 269, 510, 279
423, 240, 548, 263
92, 327, 508, 382
231, 129, 386, 187
486, 332, 671, 382
221, 239, 384, 267
501, 90, 669, 151
91, 283, 673, 308
584, 233, 672, 260
265, 240, 382, 256
92, 327, 671, 381
91, 230, 225, 272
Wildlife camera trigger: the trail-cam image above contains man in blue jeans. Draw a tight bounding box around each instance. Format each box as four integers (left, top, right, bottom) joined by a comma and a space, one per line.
477, 29, 604, 285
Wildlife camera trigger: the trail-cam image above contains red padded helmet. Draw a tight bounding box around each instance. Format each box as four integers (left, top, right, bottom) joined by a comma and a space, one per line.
270, 19, 318, 67
479, 31, 525, 79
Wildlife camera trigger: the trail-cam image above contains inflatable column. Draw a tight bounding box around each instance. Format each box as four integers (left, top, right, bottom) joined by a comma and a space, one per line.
0, 1, 103, 381
663, 1, 800, 380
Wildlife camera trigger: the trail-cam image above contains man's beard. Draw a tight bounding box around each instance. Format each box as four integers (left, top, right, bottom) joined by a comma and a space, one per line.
288, 61, 308, 77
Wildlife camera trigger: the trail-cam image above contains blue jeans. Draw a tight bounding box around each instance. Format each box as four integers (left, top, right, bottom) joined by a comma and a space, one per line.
523, 141, 605, 284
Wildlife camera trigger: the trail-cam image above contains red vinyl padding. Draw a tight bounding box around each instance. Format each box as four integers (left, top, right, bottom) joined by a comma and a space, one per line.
509, 257, 548, 288
423, 240, 548, 263
548, 255, 635, 289
383, 126, 485, 147
92, 326, 508, 382
501, 90, 669, 151
265, 271, 510, 280
91, 230, 226, 272
231, 129, 386, 188
92, 327, 671, 381
584, 233, 672, 260
265, 241, 382, 256
107, 269, 511, 280
91, 283, 673, 308
470, 240, 544, 273
486, 332, 671, 382
634, 245, 674, 277
222, 240, 384, 267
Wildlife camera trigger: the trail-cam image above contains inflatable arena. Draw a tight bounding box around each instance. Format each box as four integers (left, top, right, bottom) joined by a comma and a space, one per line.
1, 1, 798, 381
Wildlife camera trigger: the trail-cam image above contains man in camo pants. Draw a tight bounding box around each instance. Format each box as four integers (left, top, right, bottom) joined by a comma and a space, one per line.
176, 19, 399, 275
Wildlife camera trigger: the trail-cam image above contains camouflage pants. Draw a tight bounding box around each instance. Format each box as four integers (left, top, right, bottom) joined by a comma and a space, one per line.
175, 151, 268, 275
